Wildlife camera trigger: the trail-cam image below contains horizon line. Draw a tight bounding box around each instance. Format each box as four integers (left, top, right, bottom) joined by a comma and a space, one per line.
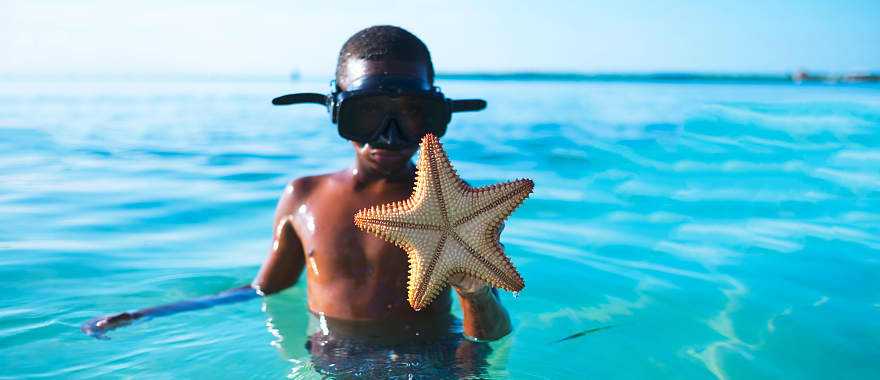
2, 69, 878, 84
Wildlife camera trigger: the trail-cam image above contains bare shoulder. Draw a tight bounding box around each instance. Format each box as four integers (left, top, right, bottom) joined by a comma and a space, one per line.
274, 171, 343, 219
288, 170, 350, 197
285, 175, 321, 201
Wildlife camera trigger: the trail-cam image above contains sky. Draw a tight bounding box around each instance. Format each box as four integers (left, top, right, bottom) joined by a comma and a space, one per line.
1, 0, 879, 77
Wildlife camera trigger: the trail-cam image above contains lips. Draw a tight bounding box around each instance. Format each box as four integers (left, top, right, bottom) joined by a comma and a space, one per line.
368, 147, 414, 166
370, 149, 406, 161
371, 149, 405, 158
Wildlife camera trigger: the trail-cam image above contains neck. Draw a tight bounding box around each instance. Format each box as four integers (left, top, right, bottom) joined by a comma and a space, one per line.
352, 160, 415, 185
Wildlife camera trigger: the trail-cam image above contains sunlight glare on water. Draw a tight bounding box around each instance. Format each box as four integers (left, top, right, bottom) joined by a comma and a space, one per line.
1, 79, 878, 379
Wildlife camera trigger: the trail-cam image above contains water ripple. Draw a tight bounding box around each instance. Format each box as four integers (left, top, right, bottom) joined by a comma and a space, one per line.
2, 80, 879, 379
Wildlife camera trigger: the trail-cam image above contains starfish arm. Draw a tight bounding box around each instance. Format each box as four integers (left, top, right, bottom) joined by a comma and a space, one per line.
453, 178, 534, 227
420, 134, 476, 223
450, 179, 532, 291
449, 231, 525, 291
409, 228, 526, 311
417, 134, 460, 227
353, 197, 443, 244
407, 232, 452, 310
408, 233, 491, 310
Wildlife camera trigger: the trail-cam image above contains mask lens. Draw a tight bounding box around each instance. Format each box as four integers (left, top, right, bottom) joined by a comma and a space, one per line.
337, 96, 392, 142
338, 94, 448, 143
394, 96, 447, 138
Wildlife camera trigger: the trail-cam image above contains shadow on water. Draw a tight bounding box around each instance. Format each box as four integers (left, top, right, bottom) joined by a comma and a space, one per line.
550, 325, 614, 344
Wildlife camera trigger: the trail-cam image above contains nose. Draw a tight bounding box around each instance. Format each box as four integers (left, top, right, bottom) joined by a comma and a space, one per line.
372, 117, 412, 150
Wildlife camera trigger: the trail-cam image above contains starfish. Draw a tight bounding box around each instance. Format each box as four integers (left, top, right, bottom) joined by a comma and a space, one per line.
354, 134, 533, 310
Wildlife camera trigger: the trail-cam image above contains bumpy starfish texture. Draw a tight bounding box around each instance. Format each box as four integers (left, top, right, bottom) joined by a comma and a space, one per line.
354, 134, 533, 310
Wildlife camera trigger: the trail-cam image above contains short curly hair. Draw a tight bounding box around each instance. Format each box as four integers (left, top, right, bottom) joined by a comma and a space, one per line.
335, 25, 435, 85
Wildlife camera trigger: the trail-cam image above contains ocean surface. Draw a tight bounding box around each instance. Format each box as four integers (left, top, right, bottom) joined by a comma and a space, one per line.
1, 78, 878, 379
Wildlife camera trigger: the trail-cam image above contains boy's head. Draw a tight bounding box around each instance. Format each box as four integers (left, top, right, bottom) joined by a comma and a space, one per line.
335, 26, 434, 175
335, 25, 434, 90
272, 25, 485, 177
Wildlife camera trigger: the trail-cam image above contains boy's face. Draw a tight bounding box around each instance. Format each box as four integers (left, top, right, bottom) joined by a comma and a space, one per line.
338, 58, 430, 176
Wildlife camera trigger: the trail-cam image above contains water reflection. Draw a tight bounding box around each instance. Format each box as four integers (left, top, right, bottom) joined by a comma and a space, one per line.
263, 294, 502, 379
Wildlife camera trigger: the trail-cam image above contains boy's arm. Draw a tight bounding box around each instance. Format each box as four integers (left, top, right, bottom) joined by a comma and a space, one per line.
252, 213, 306, 295
448, 223, 513, 341
450, 274, 512, 341
254, 180, 308, 294
81, 285, 259, 339
82, 183, 307, 338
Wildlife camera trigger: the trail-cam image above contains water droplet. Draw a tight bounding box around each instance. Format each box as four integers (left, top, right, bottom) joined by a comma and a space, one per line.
318, 312, 329, 336
309, 257, 320, 276
305, 217, 315, 233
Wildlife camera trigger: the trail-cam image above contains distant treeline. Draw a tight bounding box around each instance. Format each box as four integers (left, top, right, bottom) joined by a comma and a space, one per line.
436, 71, 880, 84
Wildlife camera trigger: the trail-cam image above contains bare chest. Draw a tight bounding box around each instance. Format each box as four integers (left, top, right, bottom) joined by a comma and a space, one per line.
291, 193, 410, 282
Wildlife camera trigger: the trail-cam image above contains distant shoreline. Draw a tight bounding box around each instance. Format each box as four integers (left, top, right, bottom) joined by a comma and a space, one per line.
2, 71, 878, 84
436, 71, 880, 84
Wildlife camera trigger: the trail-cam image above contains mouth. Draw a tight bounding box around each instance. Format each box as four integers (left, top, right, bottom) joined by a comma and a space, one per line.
371, 148, 405, 157
368, 147, 414, 165
371, 149, 405, 159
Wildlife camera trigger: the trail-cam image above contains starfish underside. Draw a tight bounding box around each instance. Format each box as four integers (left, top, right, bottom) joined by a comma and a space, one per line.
354, 134, 533, 310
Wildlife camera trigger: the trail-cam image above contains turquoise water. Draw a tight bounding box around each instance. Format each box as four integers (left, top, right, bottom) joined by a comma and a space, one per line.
1, 79, 879, 379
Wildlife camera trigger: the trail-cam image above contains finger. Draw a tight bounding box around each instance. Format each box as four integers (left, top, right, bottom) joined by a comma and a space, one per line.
452, 273, 489, 294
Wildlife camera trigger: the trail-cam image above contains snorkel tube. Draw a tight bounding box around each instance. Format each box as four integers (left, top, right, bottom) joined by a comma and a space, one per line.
271, 93, 330, 107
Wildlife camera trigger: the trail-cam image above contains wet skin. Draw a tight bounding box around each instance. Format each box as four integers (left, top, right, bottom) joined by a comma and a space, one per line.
82, 58, 511, 342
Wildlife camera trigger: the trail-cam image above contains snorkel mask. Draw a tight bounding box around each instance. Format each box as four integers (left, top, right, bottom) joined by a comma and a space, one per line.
272, 75, 486, 150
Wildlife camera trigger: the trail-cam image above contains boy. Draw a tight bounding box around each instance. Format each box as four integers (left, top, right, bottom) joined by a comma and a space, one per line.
85, 26, 512, 370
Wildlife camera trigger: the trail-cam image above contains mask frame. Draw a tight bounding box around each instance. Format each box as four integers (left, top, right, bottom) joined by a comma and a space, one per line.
272, 74, 486, 147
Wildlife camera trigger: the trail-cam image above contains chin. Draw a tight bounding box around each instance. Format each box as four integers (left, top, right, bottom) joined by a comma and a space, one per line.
367, 155, 413, 174
354, 142, 416, 173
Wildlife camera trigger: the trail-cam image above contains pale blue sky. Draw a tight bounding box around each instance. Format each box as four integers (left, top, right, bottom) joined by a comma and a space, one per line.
2, 0, 878, 77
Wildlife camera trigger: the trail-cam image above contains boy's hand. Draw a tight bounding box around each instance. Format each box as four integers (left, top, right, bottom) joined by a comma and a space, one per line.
449, 273, 491, 298
81, 312, 138, 339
